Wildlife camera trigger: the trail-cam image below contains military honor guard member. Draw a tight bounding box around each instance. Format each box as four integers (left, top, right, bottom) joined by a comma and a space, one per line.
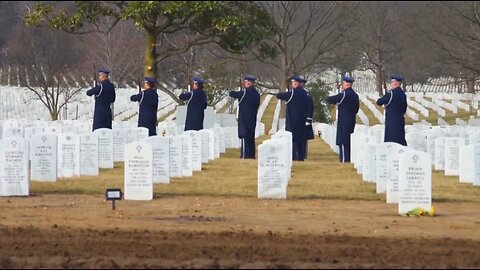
229, 75, 261, 159
276, 75, 309, 161
327, 76, 359, 163
130, 77, 159, 136
179, 77, 208, 131
376, 74, 408, 146
86, 69, 116, 131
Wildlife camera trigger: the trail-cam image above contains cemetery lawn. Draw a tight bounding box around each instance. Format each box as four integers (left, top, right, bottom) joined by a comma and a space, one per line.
0, 134, 478, 268
30, 135, 480, 203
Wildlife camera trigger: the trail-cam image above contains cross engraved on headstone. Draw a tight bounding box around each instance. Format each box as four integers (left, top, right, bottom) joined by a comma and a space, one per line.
413, 155, 419, 164
136, 145, 142, 153
102, 131, 105, 136
169, 138, 173, 144
453, 139, 457, 144
67, 136, 71, 141
11, 140, 17, 148
270, 146, 275, 153
42, 136, 46, 143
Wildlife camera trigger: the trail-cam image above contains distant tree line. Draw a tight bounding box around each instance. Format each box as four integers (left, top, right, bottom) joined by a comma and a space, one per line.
0, 1, 478, 120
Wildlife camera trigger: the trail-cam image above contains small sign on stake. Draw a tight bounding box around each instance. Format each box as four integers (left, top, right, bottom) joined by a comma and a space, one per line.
105, 188, 122, 210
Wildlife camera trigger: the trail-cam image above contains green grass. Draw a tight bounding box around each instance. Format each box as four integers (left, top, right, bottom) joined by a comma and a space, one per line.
261, 97, 278, 134
28, 93, 480, 203
30, 135, 480, 203
359, 99, 381, 125
158, 108, 176, 122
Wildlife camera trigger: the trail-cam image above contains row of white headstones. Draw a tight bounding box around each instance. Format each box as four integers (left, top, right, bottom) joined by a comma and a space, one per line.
357, 92, 480, 125
0, 119, 244, 198
0, 86, 179, 121
318, 122, 480, 215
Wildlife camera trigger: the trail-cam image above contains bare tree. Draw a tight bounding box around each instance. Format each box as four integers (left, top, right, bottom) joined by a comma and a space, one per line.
355, 1, 404, 96
416, 1, 480, 93
81, 20, 144, 87
8, 27, 85, 120
252, 1, 349, 91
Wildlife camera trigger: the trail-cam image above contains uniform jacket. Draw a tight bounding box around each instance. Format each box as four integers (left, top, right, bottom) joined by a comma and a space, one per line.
376, 87, 407, 146
179, 88, 208, 131
276, 87, 309, 142
86, 79, 116, 131
130, 88, 159, 136
229, 86, 260, 140
327, 88, 359, 145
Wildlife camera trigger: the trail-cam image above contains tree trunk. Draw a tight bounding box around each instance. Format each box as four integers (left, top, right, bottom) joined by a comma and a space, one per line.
144, 30, 157, 79
143, 29, 182, 104
50, 110, 58, 121
375, 65, 383, 97
466, 77, 475, 93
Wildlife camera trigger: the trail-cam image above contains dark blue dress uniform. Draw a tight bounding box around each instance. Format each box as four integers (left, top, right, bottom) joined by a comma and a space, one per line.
179, 77, 208, 131
304, 91, 315, 159
327, 76, 359, 163
376, 75, 407, 146
276, 76, 309, 161
229, 75, 260, 159
130, 77, 158, 136
86, 70, 116, 131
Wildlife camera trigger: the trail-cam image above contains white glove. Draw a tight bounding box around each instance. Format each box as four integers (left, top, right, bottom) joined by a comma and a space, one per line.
305, 122, 311, 126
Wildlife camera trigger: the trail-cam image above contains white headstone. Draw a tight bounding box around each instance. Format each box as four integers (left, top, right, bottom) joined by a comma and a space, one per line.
257, 140, 289, 199
79, 134, 99, 176
398, 151, 432, 215
0, 138, 29, 196
426, 129, 445, 161
124, 142, 153, 200
203, 106, 215, 129
468, 132, 480, 145
434, 137, 446, 170
184, 130, 202, 171
473, 145, 480, 186
225, 127, 240, 148
206, 129, 215, 160
2, 127, 23, 139
386, 144, 410, 204
213, 127, 220, 159
31, 134, 57, 182
198, 130, 210, 164
144, 136, 170, 184
181, 134, 193, 177
168, 136, 182, 178
44, 125, 63, 135
362, 144, 377, 183
175, 105, 187, 131
124, 128, 137, 145
406, 131, 428, 153
25, 127, 43, 161
375, 142, 399, 193
57, 133, 80, 178
94, 128, 114, 169
113, 129, 125, 162
137, 127, 149, 141
459, 145, 473, 183
444, 137, 465, 176
219, 127, 226, 154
